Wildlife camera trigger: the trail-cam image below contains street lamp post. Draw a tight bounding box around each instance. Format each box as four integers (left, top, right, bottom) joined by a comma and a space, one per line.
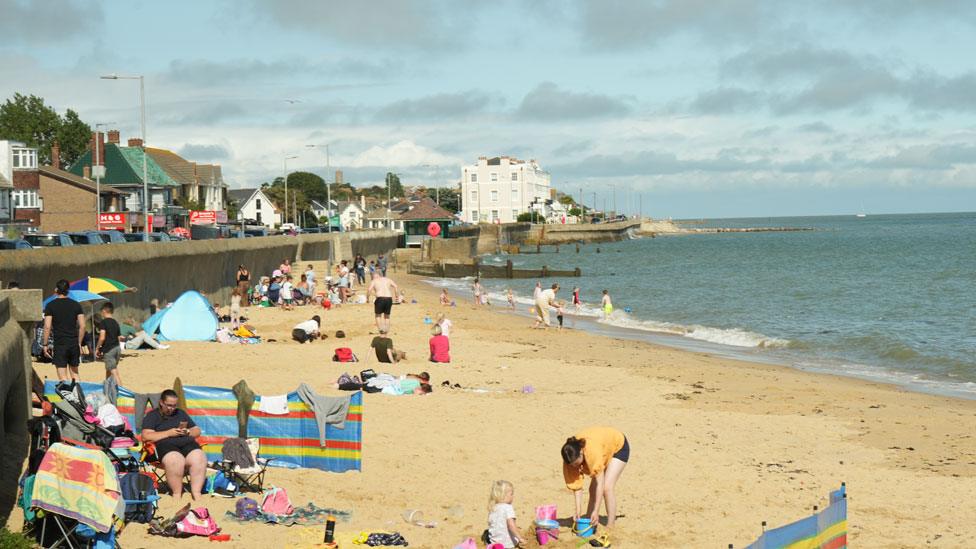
306, 144, 332, 232
101, 74, 148, 240
283, 155, 298, 225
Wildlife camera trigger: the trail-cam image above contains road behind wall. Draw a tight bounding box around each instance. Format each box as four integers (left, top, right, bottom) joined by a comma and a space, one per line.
0, 231, 398, 322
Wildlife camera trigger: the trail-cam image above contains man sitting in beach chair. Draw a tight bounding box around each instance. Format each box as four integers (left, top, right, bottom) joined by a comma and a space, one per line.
141, 389, 207, 500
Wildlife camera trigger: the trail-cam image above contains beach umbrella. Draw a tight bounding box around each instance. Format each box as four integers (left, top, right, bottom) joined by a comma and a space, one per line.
42, 290, 110, 360
69, 276, 136, 294
41, 290, 107, 309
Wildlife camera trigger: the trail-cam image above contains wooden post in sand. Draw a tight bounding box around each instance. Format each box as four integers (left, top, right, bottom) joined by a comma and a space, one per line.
506, 260, 513, 278
542, 265, 549, 277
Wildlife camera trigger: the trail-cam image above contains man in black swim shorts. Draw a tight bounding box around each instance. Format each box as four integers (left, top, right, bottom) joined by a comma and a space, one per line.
366, 269, 399, 333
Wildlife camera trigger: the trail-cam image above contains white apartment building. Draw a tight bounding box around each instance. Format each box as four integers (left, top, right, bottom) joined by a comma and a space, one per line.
460, 156, 551, 223
0, 140, 36, 222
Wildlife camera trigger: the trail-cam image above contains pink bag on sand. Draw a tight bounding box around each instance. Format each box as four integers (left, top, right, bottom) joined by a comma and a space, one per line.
175, 507, 219, 536
453, 538, 477, 549
261, 487, 294, 516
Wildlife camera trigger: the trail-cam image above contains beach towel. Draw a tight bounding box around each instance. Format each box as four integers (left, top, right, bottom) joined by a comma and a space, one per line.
224, 502, 351, 526
31, 442, 122, 533
297, 383, 350, 446
259, 394, 290, 415
232, 380, 256, 438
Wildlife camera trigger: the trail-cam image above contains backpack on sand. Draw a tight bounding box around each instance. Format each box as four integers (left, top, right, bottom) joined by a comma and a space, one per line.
332, 347, 357, 362
261, 486, 294, 516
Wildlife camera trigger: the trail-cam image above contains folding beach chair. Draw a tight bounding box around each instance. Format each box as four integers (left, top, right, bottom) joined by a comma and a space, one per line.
213, 437, 274, 493
138, 441, 190, 495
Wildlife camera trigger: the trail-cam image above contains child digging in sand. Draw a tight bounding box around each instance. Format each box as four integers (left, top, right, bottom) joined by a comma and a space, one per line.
486, 480, 524, 549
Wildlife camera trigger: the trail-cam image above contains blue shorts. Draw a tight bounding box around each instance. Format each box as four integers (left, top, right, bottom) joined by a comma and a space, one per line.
612, 437, 630, 463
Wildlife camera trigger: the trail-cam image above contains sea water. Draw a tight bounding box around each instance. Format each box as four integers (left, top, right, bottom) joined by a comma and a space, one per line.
427, 212, 976, 398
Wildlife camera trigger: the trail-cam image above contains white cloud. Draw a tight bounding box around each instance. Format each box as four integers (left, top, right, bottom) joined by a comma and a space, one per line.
345, 140, 460, 168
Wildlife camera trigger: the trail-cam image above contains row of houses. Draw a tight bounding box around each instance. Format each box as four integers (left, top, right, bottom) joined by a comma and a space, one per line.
0, 130, 227, 234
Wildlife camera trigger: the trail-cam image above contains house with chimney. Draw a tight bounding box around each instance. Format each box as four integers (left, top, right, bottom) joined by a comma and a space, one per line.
0, 139, 122, 232
335, 198, 367, 231
146, 147, 226, 211
67, 131, 181, 231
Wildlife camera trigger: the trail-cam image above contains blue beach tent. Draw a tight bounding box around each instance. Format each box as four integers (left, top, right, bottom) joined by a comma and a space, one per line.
143, 290, 218, 341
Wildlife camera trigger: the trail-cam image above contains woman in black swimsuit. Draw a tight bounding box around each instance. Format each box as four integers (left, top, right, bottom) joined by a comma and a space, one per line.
237, 265, 250, 307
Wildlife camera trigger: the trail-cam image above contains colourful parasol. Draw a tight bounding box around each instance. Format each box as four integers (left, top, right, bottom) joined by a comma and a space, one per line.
69, 277, 135, 294
41, 290, 107, 309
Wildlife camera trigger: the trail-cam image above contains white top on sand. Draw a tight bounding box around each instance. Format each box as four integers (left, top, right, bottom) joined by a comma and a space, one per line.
294, 319, 319, 335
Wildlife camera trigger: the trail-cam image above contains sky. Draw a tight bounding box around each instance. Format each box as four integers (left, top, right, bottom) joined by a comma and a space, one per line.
2, 0, 975, 218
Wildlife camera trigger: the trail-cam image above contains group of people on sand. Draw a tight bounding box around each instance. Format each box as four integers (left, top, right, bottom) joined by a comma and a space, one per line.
41, 279, 169, 385
487, 425, 628, 548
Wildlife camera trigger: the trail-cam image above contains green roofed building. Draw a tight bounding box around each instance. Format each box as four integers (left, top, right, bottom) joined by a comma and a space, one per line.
67, 131, 181, 227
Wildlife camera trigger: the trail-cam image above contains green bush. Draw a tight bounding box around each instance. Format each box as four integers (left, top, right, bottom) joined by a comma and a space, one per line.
0, 527, 34, 549
516, 212, 534, 223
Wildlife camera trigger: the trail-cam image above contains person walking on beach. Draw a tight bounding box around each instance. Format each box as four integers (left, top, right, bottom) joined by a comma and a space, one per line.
355, 254, 367, 285
507, 288, 515, 311
562, 426, 629, 544
42, 279, 85, 381
367, 269, 399, 333
572, 286, 582, 315
377, 253, 388, 277
533, 283, 559, 329
533, 281, 542, 301
236, 265, 251, 307
473, 278, 483, 306
601, 290, 613, 319
95, 302, 123, 385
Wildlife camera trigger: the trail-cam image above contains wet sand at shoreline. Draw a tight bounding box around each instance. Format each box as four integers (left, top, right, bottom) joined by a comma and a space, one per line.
16, 264, 976, 547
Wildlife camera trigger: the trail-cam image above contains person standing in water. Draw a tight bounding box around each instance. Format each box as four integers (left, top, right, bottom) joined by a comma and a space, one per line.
572, 286, 582, 315
473, 278, 483, 306
601, 290, 613, 319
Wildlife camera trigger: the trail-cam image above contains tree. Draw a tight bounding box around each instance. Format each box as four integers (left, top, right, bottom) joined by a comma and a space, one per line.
421, 186, 460, 213
516, 212, 534, 223
0, 93, 91, 166
286, 171, 327, 204
385, 172, 404, 199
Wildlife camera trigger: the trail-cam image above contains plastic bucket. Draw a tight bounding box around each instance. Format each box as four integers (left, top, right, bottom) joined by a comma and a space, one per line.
574, 518, 595, 537
537, 528, 552, 545
535, 504, 557, 521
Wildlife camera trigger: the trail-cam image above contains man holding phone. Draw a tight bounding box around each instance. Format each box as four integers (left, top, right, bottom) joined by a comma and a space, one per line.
141, 389, 207, 500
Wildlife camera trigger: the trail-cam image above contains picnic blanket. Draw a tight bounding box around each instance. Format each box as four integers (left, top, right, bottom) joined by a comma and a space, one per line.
31, 443, 122, 533
224, 503, 352, 526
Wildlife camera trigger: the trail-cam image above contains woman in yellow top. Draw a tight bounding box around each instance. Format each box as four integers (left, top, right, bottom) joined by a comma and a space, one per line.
562, 426, 629, 530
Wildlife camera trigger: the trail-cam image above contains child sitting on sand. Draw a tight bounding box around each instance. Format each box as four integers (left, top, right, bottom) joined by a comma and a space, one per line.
440, 289, 450, 306
486, 480, 524, 549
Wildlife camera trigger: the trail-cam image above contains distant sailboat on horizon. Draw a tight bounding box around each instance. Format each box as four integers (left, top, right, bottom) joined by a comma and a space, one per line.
856, 203, 867, 218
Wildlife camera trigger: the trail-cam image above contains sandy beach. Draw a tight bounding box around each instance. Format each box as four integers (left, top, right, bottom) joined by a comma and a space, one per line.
17, 262, 976, 548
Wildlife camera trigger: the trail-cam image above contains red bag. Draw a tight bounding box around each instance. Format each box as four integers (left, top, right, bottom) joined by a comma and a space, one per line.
333, 348, 356, 362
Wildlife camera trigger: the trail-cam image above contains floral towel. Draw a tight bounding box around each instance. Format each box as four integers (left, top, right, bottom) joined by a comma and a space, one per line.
31, 442, 121, 533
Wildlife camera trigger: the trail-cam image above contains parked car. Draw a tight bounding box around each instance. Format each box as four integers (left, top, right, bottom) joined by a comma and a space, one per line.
66, 231, 107, 245
0, 239, 32, 250
149, 232, 172, 242
23, 233, 73, 247
123, 233, 147, 242
95, 230, 127, 243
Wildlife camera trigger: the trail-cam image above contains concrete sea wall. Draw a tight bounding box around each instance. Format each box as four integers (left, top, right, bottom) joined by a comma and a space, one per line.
0, 231, 398, 321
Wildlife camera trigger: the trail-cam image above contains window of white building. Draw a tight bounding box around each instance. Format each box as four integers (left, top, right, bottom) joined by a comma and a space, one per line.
256, 198, 262, 210
491, 210, 499, 221
12, 148, 37, 169
471, 190, 478, 201
490, 190, 498, 202
490, 172, 497, 181
511, 171, 518, 181
470, 173, 477, 182
12, 189, 40, 208
470, 210, 478, 221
